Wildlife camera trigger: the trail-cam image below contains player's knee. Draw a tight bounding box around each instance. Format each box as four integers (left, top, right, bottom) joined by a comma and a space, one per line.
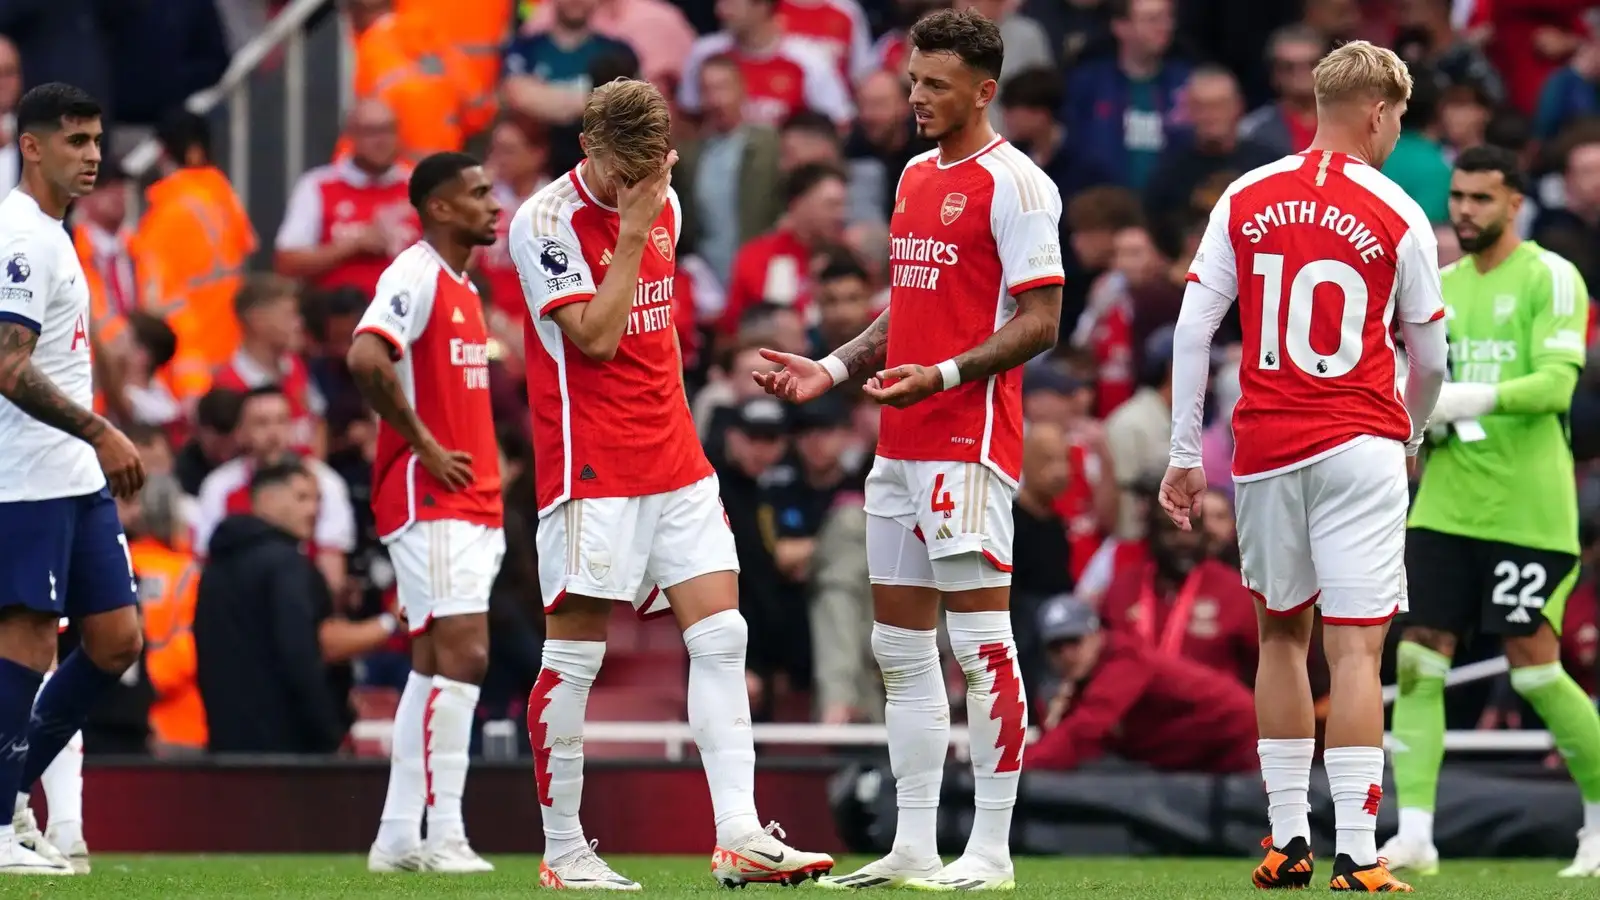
683, 608, 746, 661
435, 639, 489, 685
0, 608, 60, 672
1399, 626, 1456, 657
85, 620, 143, 675
870, 621, 939, 675
1503, 626, 1560, 670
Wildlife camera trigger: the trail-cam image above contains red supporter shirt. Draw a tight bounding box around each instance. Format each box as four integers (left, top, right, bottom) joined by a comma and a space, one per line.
775, 0, 871, 82
679, 33, 853, 127
1182, 151, 1446, 480
511, 167, 713, 514
877, 139, 1065, 483
192, 456, 357, 557
719, 229, 814, 335
275, 160, 419, 298
1028, 633, 1259, 773
480, 179, 541, 324
354, 242, 504, 539
211, 351, 325, 457
1564, 576, 1599, 697
1052, 441, 1106, 580
1099, 558, 1258, 687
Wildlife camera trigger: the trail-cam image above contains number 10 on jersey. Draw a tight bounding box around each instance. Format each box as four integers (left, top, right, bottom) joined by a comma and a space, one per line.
1253, 252, 1368, 379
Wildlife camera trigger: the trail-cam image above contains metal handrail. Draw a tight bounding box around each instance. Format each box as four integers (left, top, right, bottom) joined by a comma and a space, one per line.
121, 0, 334, 212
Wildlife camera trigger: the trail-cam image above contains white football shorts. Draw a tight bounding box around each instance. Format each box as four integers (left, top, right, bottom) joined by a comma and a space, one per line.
386, 519, 507, 635
863, 457, 1015, 592
536, 474, 739, 619
1234, 436, 1409, 625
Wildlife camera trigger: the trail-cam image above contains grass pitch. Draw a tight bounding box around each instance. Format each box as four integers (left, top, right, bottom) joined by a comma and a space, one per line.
5, 855, 1595, 898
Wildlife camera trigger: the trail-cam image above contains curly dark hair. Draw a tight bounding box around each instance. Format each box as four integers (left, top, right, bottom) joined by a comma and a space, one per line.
907, 8, 1004, 81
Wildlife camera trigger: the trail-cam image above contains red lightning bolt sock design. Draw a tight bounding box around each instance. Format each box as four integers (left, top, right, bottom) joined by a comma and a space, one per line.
948, 612, 1027, 863
532, 640, 606, 862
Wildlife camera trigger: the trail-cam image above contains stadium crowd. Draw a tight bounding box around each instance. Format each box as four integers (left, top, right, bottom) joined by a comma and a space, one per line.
3, 0, 1600, 770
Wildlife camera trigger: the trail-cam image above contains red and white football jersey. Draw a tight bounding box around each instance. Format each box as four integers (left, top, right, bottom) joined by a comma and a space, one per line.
678, 33, 854, 127
1184, 150, 1446, 480
877, 138, 1065, 483
274, 159, 419, 297
775, 0, 873, 82
510, 167, 713, 515
192, 455, 356, 557
354, 242, 504, 539
210, 350, 325, 457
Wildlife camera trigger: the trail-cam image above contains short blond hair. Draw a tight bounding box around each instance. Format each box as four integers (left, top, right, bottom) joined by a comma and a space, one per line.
582, 78, 672, 185
1313, 40, 1412, 107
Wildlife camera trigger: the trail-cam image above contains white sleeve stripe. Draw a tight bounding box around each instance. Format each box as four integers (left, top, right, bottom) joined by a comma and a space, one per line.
1539, 250, 1577, 317
992, 147, 1043, 213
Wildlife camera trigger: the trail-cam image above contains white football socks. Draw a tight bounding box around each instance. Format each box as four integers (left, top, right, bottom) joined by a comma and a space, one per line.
424, 675, 480, 845
531, 640, 604, 861
683, 610, 762, 846
1397, 807, 1434, 846
1325, 745, 1385, 866
1258, 738, 1314, 847
948, 611, 1025, 863
40, 730, 82, 845
375, 671, 430, 854
871, 623, 948, 864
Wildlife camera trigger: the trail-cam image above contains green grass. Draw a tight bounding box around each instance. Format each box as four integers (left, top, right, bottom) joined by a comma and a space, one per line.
3, 855, 1596, 898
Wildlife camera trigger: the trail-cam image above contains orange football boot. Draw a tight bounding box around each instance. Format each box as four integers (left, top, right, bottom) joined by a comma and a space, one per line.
1253, 836, 1314, 889
1328, 854, 1413, 892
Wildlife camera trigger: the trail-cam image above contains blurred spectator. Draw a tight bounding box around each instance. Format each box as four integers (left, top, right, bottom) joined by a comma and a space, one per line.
1563, 522, 1600, 698
1143, 65, 1276, 222
301, 287, 371, 434
779, 110, 845, 172
1104, 325, 1173, 538
774, 0, 874, 83
845, 69, 931, 225
998, 67, 1114, 208
1062, 0, 1191, 190
1099, 224, 1181, 402
1100, 489, 1257, 687
106, 0, 230, 127
0, 37, 17, 187
276, 100, 418, 297
680, 0, 854, 128
719, 162, 848, 336
481, 430, 545, 724
1393, 0, 1504, 104
1533, 131, 1600, 295
767, 396, 865, 580
393, 0, 512, 102
809, 251, 875, 357
1199, 488, 1239, 568
131, 111, 257, 404
868, 0, 947, 76
211, 275, 327, 458
0, 1, 110, 116
1533, 27, 1600, 141
1437, 80, 1494, 157
1023, 364, 1119, 580
519, 0, 697, 87
481, 115, 552, 333
175, 387, 245, 495
1022, 0, 1110, 70
349, 0, 492, 159
72, 161, 140, 331
1238, 25, 1324, 158
192, 385, 356, 596
1010, 420, 1074, 701
694, 341, 782, 441
1381, 71, 1452, 224
953, 0, 1053, 131
808, 501, 879, 724
501, 0, 640, 126
123, 475, 205, 756
195, 462, 347, 755
131, 423, 177, 482
1063, 186, 1144, 362
1484, 0, 1589, 115
714, 397, 804, 714
1028, 595, 1258, 773
676, 55, 784, 285
1298, 0, 1360, 46
118, 311, 183, 432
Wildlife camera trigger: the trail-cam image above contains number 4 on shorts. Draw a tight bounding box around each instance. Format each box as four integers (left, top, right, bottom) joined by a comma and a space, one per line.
930, 473, 955, 516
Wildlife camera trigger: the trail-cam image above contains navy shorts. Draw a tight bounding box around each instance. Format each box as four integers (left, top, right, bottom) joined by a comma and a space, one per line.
0, 487, 138, 619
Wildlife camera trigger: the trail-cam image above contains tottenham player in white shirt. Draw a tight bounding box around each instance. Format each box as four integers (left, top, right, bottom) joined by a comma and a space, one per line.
0, 84, 147, 876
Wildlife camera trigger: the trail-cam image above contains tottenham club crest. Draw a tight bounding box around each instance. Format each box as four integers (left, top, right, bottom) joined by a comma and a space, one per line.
539, 241, 569, 276
5, 254, 29, 283
650, 226, 674, 262
389, 290, 410, 317
940, 192, 967, 226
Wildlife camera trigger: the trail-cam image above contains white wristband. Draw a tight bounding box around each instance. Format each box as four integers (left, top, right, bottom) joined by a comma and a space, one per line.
935, 359, 961, 391
820, 355, 849, 386
378, 612, 398, 634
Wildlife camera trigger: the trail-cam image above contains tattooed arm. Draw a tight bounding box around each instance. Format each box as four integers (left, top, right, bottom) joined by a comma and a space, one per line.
346, 333, 431, 450
830, 309, 891, 378
0, 321, 111, 443
949, 284, 1062, 383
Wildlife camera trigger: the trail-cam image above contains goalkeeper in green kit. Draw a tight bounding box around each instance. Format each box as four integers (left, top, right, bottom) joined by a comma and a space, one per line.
1383, 145, 1600, 877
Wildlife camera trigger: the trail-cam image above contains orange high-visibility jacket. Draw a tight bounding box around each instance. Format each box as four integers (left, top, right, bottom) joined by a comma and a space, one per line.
134, 537, 207, 751
394, 0, 510, 103
351, 11, 494, 161
129, 166, 258, 402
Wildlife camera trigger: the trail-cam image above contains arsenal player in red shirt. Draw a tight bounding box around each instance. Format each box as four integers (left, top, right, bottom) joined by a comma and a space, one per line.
755, 11, 1064, 890
508, 78, 832, 890
1158, 42, 1447, 891
347, 152, 504, 874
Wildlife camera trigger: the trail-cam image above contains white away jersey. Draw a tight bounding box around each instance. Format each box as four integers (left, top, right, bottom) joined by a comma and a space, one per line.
0, 189, 103, 501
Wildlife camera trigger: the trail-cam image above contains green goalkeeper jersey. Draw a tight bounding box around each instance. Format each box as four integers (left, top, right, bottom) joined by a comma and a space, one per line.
1409, 241, 1588, 554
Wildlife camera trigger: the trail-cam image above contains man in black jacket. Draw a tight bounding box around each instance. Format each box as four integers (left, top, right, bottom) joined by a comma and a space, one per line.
194, 460, 345, 754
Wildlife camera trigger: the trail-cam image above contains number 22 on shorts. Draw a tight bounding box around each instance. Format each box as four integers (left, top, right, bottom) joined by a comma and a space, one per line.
930, 473, 955, 519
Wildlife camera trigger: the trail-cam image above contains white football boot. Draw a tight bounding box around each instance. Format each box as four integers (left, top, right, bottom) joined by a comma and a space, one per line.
1377, 833, 1440, 876
43, 822, 87, 874
816, 850, 943, 890
711, 821, 835, 887
367, 841, 424, 873
422, 835, 495, 873
540, 840, 641, 890
1558, 827, 1600, 877
903, 852, 1016, 891
11, 808, 69, 871
0, 830, 73, 876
